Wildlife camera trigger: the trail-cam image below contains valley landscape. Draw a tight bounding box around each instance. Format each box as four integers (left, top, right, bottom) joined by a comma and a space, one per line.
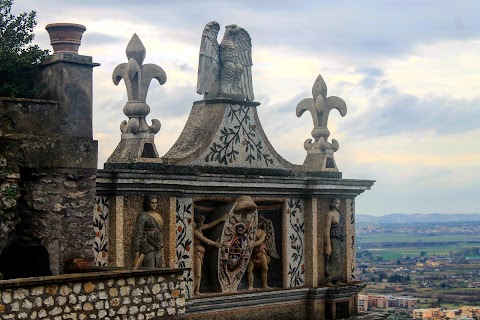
356, 213, 480, 312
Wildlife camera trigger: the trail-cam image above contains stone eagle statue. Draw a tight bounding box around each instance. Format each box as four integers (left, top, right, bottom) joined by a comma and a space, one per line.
197, 21, 254, 101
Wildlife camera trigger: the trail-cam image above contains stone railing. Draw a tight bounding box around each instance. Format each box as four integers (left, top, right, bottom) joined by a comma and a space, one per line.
0, 268, 186, 319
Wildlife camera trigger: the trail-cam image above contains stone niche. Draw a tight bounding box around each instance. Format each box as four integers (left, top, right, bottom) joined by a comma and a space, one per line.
105, 195, 176, 270
194, 197, 285, 293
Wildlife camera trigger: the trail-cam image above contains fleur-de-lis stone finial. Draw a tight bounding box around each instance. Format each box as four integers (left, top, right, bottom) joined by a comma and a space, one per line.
296, 74, 347, 171
112, 34, 167, 135
105, 34, 167, 164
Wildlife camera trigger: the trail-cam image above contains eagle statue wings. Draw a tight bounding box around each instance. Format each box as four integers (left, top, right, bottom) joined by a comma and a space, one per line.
197, 21, 254, 101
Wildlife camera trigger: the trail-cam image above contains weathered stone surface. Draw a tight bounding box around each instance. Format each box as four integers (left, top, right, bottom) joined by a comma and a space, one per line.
0, 96, 98, 275
83, 282, 95, 293
11, 168, 97, 275
0, 155, 20, 256
36, 53, 99, 139
0, 269, 185, 319
197, 22, 254, 101
296, 74, 347, 172
106, 34, 167, 164
162, 100, 296, 171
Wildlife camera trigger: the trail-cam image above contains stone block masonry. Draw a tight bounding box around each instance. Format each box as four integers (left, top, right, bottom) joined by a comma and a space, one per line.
0, 27, 99, 277
0, 269, 186, 319
0, 97, 98, 275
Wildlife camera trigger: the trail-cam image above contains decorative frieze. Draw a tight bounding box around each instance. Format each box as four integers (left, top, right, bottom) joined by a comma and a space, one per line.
93, 196, 109, 266
286, 198, 306, 287
176, 198, 194, 298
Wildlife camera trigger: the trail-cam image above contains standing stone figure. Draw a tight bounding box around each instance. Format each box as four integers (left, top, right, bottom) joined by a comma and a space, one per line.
197, 21, 254, 101
247, 216, 279, 290
133, 195, 164, 269
193, 213, 227, 295
324, 198, 346, 286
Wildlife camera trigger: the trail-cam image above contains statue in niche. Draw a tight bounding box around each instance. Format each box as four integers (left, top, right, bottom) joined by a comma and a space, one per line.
324, 198, 346, 286
133, 195, 164, 269
193, 213, 227, 295
247, 216, 279, 290
197, 21, 254, 101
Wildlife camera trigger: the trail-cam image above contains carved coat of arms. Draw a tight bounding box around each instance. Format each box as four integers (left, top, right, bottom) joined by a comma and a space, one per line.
217, 196, 258, 292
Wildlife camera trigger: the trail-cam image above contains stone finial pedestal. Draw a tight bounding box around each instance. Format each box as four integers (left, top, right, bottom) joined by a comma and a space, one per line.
296, 74, 347, 173
303, 149, 338, 172
106, 132, 160, 164
36, 53, 100, 139
105, 34, 166, 165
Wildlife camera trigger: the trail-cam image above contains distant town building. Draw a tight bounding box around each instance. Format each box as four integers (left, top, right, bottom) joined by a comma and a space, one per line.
359, 294, 418, 311
443, 309, 460, 319
460, 306, 480, 319
413, 308, 441, 320
412, 307, 480, 320
358, 295, 369, 312
389, 296, 418, 309
368, 295, 388, 309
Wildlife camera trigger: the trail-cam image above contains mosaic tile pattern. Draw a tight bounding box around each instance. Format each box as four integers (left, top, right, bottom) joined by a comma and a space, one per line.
348, 198, 356, 282
196, 105, 281, 168
286, 198, 305, 287
175, 198, 194, 298
93, 196, 109, 266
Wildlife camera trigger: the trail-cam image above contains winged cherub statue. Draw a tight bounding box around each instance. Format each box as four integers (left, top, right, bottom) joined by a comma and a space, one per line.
247, 216, 280, 289
197, 21, 254, 101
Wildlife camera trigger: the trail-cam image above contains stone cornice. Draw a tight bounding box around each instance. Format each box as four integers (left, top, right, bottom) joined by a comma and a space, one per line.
96, 168, 374, 197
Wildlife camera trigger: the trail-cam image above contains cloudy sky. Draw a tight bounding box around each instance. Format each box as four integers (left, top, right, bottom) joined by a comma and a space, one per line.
13, 1, 480, 215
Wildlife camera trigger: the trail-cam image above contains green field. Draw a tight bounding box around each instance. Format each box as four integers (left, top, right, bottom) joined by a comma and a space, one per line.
363, 247, 454, 260
357, 233, 480, 244
358, 232, 480, 307
357, 233, 480, 260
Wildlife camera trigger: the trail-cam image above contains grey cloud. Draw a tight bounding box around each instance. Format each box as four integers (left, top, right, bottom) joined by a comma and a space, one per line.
355, 67, 383, 78
357, 77, 378, 90
343, 84, 480, 137
336, 81, 355, 90
93, 85, 197, 137
266, 92, 308, 114
148, 85, 199, 118
25, 0, 480, 65
174, 63, 195, 72
82, 33, 126, 46
96, 97, 125, 112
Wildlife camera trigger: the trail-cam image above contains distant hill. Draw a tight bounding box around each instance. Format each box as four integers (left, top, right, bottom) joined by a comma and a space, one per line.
356, 213, 480, 225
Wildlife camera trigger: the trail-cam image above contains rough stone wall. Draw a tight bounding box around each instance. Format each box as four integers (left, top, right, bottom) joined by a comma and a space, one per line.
0, 269, 186, 319
0, 96, 97, 275
16, 168, 97, 273
0, 156, 20, 257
